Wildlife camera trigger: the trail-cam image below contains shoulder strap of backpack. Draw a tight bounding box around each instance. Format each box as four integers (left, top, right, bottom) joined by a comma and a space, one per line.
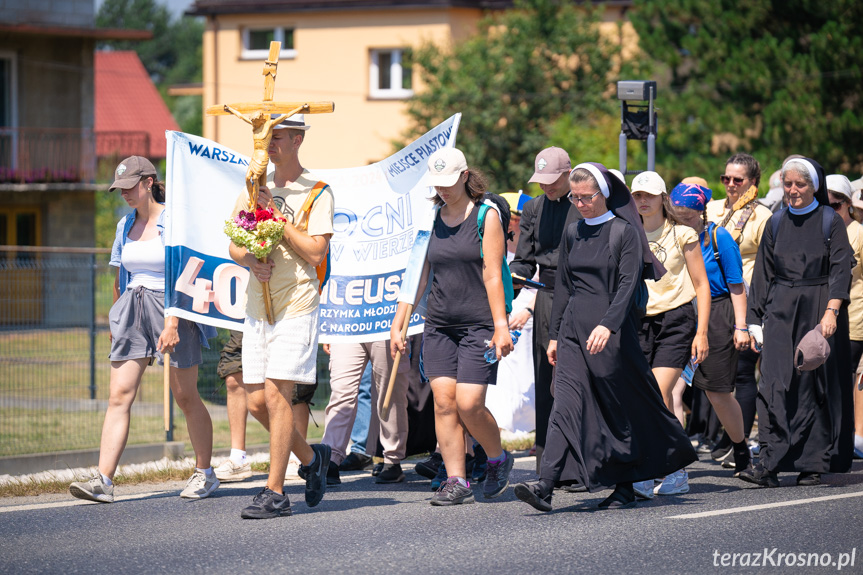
477, 201, 495, 258
609, 216, 625, 267
770, 208, 785, 245
822, 205, 833, 249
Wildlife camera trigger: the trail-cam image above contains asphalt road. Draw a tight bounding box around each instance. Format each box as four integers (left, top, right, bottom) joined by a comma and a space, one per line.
2, 454, 862, 574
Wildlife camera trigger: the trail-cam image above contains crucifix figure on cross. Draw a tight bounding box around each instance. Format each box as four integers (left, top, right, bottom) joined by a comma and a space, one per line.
206, 41, 335, 209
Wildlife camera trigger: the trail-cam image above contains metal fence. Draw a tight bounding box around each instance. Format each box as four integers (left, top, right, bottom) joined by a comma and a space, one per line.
0, 247, 331, 458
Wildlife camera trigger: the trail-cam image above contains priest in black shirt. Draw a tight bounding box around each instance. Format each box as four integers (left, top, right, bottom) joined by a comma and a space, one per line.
509, 147, 582, 471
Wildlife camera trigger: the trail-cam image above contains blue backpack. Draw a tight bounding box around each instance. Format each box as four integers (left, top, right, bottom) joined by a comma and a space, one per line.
477, 199, 515, 314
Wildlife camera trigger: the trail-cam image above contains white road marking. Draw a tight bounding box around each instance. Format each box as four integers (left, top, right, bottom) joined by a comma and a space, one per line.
668, 490, 863, 519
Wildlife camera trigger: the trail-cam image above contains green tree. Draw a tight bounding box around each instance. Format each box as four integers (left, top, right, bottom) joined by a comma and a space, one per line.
96, 0, 204, 134
630, 0, 863, 185
404, 0, 619, 192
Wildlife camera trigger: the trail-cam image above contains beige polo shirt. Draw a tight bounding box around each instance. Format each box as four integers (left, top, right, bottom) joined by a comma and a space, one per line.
231, 169, 334, 322
644, 219, 699, 316
706, 199, 772, 285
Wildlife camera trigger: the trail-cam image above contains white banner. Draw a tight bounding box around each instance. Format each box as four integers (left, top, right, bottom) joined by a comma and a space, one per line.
164, 114, 460, 342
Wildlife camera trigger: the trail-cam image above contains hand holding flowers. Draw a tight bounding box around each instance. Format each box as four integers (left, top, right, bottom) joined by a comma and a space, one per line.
224, 207, 287, 260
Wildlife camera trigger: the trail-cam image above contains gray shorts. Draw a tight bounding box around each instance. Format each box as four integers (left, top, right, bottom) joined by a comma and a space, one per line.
108, 286, 202, 368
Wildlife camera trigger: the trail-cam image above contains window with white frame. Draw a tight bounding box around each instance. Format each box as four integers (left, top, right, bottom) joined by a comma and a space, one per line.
241, 27, 296, 60
369, 48, 413, 99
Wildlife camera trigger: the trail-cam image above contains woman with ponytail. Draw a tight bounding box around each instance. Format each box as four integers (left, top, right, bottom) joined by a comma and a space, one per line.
70, 156, 218, 504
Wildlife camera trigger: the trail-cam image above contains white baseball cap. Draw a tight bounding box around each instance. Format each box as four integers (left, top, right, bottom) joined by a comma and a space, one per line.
423, 148, 468, 187
630, 171, 667, 195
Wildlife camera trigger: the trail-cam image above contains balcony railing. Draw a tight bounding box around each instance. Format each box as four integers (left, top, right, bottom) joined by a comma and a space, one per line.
95, 131, 150, 161
0, 127, 97, 184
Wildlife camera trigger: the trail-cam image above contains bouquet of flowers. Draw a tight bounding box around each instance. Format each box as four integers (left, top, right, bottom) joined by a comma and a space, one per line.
224, 208, 287, 260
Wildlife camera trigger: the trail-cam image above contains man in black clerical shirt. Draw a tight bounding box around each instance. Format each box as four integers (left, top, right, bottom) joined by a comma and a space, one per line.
510, 147, 581, 472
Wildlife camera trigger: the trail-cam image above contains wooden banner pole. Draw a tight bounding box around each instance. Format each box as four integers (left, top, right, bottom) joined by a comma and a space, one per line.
381, 306, 412, 421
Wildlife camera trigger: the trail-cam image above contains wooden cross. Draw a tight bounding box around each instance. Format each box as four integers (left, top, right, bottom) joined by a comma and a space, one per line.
206, 41, 335, 209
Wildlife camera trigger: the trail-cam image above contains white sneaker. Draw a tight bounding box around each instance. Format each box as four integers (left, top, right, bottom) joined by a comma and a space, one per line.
214, 459, 252, 482
180, 470, 220, 499
69, 475, 114, 503
654, 469, 689, 495
633, 480, 655, 500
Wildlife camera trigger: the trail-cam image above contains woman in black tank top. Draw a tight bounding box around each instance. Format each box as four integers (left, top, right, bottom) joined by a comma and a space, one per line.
391, 147, 515, 506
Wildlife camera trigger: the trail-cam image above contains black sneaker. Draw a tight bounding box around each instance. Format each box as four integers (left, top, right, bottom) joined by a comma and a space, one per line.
415, 452, 443, 479
472, 444, 488, 483
375, 463, 405, 484
303, 443, 331, 507
327, 461, 341, 486
430, 478, 475, 506
797, 472, 821, 486
371, 462, 383, 477
339, 452, 373, 472
482, 450, 513, 499
240, 487, 292, 519
738, 462, 779, 488
430, 461, 447, 491
514, 482, 552, 512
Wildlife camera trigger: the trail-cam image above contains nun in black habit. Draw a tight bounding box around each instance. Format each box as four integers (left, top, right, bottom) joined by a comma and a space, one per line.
740, 157, 854, 488
514, 162, 697, 511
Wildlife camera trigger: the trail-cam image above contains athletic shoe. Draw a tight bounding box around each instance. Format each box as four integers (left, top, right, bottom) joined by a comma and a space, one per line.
749, 441, 761, 456
240, 487, 291, 519
214, 459, 252, 482
180, 470, 220, 499
654, 469, 689, 495
339, 452, 373, 472
513, 482, 552, 512
375, 463, 406, 484
737, 462, 779, 488
304, 443, 330, 507
598, 489, 637, 510
711, 444, 733, 462
431, 461, 447, 491
69, 475, 114, 503
796, 472, 821, 486
430, 478, 475, 506
853, 446, 863, 460
482, 450, 513, 499
326, 462, 341, 486
472, 444, 488, 483
415, 452, 443, 479
633, 480, 655, 500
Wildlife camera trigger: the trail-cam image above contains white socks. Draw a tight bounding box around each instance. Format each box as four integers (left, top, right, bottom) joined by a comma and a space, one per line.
100, 473, 113, 486
197, 467, 215, 478
230, 449, 247, 466
854, 434, 863, 453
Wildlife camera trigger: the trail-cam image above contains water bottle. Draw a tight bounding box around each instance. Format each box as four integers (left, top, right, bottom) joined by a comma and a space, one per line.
682, 359, 698, 386
484, 330, 520, 364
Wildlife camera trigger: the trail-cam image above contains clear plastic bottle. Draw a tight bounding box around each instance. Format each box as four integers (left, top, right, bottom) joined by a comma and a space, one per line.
484, 330, 520, 364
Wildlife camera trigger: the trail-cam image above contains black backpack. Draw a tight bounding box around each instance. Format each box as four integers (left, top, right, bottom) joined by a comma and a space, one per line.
607, 217, 649, 318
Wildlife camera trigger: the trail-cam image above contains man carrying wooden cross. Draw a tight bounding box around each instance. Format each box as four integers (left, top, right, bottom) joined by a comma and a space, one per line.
228, 114, 335, 519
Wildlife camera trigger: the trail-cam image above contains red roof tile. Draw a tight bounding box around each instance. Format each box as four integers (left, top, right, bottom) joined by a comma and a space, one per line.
95, 51, 179, 159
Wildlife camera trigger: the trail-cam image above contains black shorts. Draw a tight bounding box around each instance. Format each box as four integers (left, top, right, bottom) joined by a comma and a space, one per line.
693, 295, 738, 393
422, 324, 499, 385
639, 303, 697, 370
218, 329, 316, 405
216, 330, 243, 379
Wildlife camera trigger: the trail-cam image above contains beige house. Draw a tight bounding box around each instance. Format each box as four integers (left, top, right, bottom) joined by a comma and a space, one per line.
188, 0, 634, 169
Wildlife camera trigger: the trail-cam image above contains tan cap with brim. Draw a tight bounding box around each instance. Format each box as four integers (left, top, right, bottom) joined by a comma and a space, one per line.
423, 148, 468, 188
528, 147, 571, 185
110, 156, 157, 191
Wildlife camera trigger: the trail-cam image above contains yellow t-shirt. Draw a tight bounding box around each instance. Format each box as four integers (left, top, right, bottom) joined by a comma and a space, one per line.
644, 219, 699, 316
846, 220, 863, 341
231, 169, 334, 322
706, 199, 772, 285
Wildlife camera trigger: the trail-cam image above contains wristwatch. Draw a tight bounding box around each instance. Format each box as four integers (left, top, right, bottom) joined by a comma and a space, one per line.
525, 307, 534, 316
827, 307, 839, 317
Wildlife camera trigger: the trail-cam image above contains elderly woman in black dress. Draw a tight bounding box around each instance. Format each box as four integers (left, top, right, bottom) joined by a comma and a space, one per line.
741, 157, 854, 487
514, 162, 697, 511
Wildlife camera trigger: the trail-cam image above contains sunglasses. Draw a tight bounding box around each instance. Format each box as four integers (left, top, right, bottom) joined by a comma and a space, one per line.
720, 175, 747, 186
829, 202, 845, 211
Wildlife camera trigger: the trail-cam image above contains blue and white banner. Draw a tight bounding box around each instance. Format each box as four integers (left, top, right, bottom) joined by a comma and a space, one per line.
164, 114, 460, 342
